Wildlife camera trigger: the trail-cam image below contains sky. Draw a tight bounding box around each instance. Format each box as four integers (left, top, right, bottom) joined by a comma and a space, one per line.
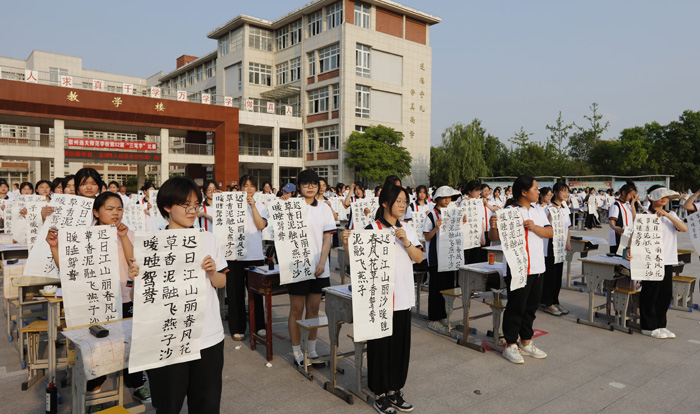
3, 0, 699, 147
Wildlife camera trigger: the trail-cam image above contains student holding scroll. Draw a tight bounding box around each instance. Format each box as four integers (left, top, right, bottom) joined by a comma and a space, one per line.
227, 175, 268, 341
489, 175, 552, 364
341, 183, 424, 414
541, 183, 572, 316
129, 176, 228, 414
409, 185, 433, 215
608, 180, 637, 254
317, 178, 339, 222
198, 179, 218, 232
62, 175, 76, 195
460, 180, 486, 265
682, 188, 700, 213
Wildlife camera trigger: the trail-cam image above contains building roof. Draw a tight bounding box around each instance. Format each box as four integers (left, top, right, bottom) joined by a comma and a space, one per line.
158, 50, 217, 83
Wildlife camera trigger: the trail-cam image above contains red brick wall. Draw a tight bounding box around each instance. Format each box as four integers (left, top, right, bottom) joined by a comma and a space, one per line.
84, 164, 104, 170
307, 77, 315, 85
176, 55, 198, 69
317, 69, 340, 82
331, 110, 339, 119
307, 113, 329, 123
376, 7, 402, 38
306, 153, 314, 161
405, 17, 426, 44
345, 0, 354, 24
317, 151, 338, 160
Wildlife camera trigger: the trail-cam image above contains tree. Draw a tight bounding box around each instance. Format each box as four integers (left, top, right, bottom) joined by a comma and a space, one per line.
344, 125, 412, 183
656, 110, 700, 190
483, 134, 509, 177
569, 103, 610, 162
545, 111, 574, 153
429, 120, 489, 186
509, 126, 532, 149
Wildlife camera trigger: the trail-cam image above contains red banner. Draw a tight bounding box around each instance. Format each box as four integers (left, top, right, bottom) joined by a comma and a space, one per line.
66, 138, 157, 151
65, 150, 161, 162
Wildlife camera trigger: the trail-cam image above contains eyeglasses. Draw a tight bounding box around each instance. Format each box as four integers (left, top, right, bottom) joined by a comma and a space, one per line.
301, 182, 319, 188
395, 201, 408, 206
177, 203, 202, 213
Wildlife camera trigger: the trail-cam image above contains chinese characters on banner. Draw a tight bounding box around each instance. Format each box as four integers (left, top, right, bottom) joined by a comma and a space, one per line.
129, 229, 207, 372
461, 199, 482, 250
687, 212, 700, 254
630, 214, 664, 281
24, 195, 95, 279
437, 207, 464, 272
616, 225, 634, 256
267, 199, 315, 285
66, 138, 157, 151
497, 208, 528, 291
348, 230, 395, 342
330, 197, 348, 221
149, 190, 168, 230
26, 202, 48, 253
351, 198, 379, 230
212, 192, 247, 260
253, 194, 277, 241
122, 203, 147, 232
549, 207, 567, 264
411, 211, 427, 242
58, 226, 122, 327
8, 195, 45, 242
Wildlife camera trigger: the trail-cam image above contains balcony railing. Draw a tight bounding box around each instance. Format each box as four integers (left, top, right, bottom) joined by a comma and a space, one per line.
280, 148, 302, 158
169, 143, 214, 156
0, 133, 53, 147
239, 146, 274, 157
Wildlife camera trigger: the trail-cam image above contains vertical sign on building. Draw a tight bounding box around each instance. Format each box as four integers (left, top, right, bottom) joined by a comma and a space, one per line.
93, 79, 104, 92
25, 70, 38, 83
60, 76, 73, 88
150, 87, 161, 99
122, 83, 134, 95
266, 102, 275, 114
177, 91, 187, 102
245, 99, 254, 112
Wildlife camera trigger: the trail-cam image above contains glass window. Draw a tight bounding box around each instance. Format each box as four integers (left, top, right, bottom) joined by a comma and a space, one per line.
196, 66, 203, 82
332, 84, 340, 110
249, 62, 272, 86
49, 67, 68, 86
276, 61, 289, 86
290, 57, 301, 82
179, 75, 186, 89
219, 34, 229, 56
311, 166, 339, 186
206, 62, 214, 78
355, 125, 368, 133
308, 87, 329, 114
318, 125, 339, 151
231, 28, 244, 51
188, 71, 194, 86
307, 129, 315, 152
308, 10, 323, 37
249, 27, 273, 51
327, 2, 343, 29
290, 20, 302, 45
356, 44, 370, 77
276, 25, 289, 51
319, 43, 340, 73
354, 3, 370, 29
355, 85, 370, 118
308, 52, 316, 76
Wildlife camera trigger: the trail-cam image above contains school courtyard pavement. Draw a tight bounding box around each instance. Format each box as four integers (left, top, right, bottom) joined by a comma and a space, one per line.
1, 224, 699, 414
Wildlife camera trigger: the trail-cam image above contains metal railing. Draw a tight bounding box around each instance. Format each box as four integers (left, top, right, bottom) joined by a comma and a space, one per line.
0, 133, 53, 147
169, 143, 214, 156
280, 148, 302, 158
239, 146, 274, 156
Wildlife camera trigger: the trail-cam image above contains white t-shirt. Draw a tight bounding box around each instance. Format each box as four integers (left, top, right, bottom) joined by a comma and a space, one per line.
118, 230, 135, 304
199, 201, 214, 233
422, 208, 441, 267
366, 218, 423, 311
608, 201, 634, 246
502, 204, 551, 275
410, 201, 434, 214
200, 231, 229, 350
647, 209, 680, 266
240, 201, 267, 261
306, 200, 337, 279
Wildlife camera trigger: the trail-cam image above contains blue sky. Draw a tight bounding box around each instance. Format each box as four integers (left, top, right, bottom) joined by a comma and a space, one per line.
3, 0, 699, 147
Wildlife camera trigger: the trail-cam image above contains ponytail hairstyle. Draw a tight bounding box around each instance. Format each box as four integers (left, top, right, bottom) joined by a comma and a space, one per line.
618, 179, 637, 199
375, 182, 409, 221
538, 187, 552, 205
383, 175, 402, 188
505, 175, 536, 208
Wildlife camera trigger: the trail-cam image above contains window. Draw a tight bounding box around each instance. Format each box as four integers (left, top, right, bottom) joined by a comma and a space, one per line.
308, 52, 316, 76
308, 87, 329, 114
179, 75, 186, 89
280, 167, 302, 184
205, 87, 217, 104
290, 57, 301, 82
249, 63, 272, 86
196, 66, 203, 82
206, 62, 214, 78
311, 166, 339, 186
332, 84, 340, 110
356, 44, 370, 77
276, 61, 289, 86
355, 125, 368, 133
318, 125, 339, 151
354, 3, 370, 28
219, 34, 230, 56
280, 131, 301, 157
231, 28, 244, 51
49, 67, 68, 86
327, 2, 343, 29
276, 25, 289, 51
319, 44, 340, 73
307, 129, 315, 152
290, 20, 302, 45
188, 71, 195, 86
249, 27, 272, 51
355, 85, 370, 118
308, 10, 323, 37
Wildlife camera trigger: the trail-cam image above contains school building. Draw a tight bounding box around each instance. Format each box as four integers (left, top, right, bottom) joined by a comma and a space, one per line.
0, 0, 440, 188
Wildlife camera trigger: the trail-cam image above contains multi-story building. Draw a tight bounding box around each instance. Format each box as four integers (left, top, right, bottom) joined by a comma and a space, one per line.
156, 0, 440, 187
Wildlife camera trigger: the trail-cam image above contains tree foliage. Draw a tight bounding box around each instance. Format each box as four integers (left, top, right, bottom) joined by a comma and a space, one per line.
429, 120, 488, 186
344, 125, 412, 183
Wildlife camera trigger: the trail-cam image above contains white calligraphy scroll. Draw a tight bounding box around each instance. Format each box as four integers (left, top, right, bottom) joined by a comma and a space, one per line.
58, 225, 122, 327
130, 228, 207, 372
352, 198, 379, 230
25, 201, 48, 253
461, 199, 482, 250
267, 199, 315, 285
256, 194, 277, 241
330, 197, 348, 221
571, 197, 580, 209
630, 214, 664, 281
122, 203, 147, 232
497, 208, 528, 291
349, 230, 395, 342
213, 192, 247, 260
687, 212, 700, 254
437, 207, 464, 272
8, 196, 43, 242
24, 195, 95, 279
616, 225, 634, 256
149, 190, 168, 230
411, 211, 427, 242
0, 199, 6, 232
549, 207, 567, 264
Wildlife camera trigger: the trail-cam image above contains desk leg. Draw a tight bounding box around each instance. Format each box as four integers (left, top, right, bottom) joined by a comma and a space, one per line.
265, 291, 273, 361
324, 310, 354, 404
48, 301, 57, 384
457, 293, 485, 351
577, 289, 613, 331
248, 286, 256, 351
17, 287, 25, 368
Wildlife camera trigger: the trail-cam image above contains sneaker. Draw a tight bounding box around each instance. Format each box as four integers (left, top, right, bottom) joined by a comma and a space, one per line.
133, 386, 152, 403
543, 305, 562, 316
519, 341, 547, 359
373, 395, 398, 414
293, 356, 305, 367
388, 391, 414, 412
502, 344, 524, 364
660, 328, 676, 338
555, 304, 569, 315
87, 404, 104, 414
257, 329, 267, 338
642, 329, 667, 339
232, 333, 245, 341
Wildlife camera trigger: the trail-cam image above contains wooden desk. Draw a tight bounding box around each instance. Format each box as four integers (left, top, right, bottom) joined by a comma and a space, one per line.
246, 265, 288, 361
3, 259, 24, 337
577, 255, 629, 332
564, 236, 605, 290
0, 243, 29, 262
13, 276, 58, 368
457, 262, 503, 351
482, 245, 503, 263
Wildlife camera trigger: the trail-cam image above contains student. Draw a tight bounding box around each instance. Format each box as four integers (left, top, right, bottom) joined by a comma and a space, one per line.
198, 179, 218, 232
343, 182, 370, 229
136, 182, 158, 231
19, 181, 34, 195
488, 175, 552, 364
280, 182, 296, 198
261, 181, 273, 195
35, 180, 51, 202
632, 186, 686, 339
317, 178, 339, 221
423, 186, 462, 328
409, 185, 433, 215
0, 179, 10, 228
682, 188, 700, 214
50, 177, 64, 195
130, 176, 228, 413
108, 181, 120, 193
608, 180, 637, 254
341, 183, 423, 414
461, 180, 486, 265
74, 168, 102, 199
227, 175, 268, 341
490, 187, 504, 208
541, 183, 572, 316
287, 169, 336, 367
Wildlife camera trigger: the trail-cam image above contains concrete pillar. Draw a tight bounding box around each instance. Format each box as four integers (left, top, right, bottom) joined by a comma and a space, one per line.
160, 128, 170, 185
40, 160, 51, 181
272, 123, 280, 189
137, 163, 146, 190
53, 120, 65, 178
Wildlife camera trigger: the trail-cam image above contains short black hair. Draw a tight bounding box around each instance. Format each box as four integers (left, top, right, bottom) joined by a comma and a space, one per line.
238, 175, 256, 189
157, 176, 202, 219
93, 191, 123, 212
19, 182, 34, 193
0, 179, 8, 189
61, 175, 75, 190
50, 177, 63, 192
140, 181, 156, 193
108, 181, 120, 188
75, 168, 104, 191
35, 180, 51, 194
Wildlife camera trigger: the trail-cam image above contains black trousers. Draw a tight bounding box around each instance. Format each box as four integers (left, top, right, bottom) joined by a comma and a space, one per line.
541, 256, 563, 306
640, 265, 673, 331
463, 247, 481, 265
147, 340, 224, 414
226, 260, 265, 335
477, 232, 490, 262
367, 309, 411, 396
585, 213, 596, 229
503, 271, 544, 344
428, 267, 455, 321
86, 302, 145, 390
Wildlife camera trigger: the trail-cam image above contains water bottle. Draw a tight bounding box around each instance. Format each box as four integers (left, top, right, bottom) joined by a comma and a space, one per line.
46, 382, 57, 414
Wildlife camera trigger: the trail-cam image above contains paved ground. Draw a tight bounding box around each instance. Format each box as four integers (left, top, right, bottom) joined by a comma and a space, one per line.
2, 224, 699, 414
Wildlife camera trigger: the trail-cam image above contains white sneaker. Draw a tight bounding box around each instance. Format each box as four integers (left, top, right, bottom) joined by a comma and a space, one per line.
642, 329, 667, 339
543, 305, 562, 316
660, 328, 676, 338
257, 329, 267, 338
502, 344, 524, 364
519, 341, 547, 359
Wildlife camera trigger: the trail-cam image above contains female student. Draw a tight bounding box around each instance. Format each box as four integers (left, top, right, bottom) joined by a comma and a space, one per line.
287, 169, 336, 367
227, 175, 268, 341
489, 187, 504, 208
409, 185, 433, 215
460, 180, 486, 265
682, 188, 700, 214
35, 180, 51, 202
129, 176, 228, 413
423, 186, 462, 328
0, 179, 10, 229
344, 182, 370, 229
541, 183, 572, 316
198, 179, 217, 232
488, 175, 552, 364
50, 177, 63, 195
633, 186, 686, 339
62, 175, 76, 195
261, 181, 273, 195
317, 178, 339, 221
608, 180, 637, 254
19, 182, 34, 195
341, 183, 424, 414
136, 182, 158, 231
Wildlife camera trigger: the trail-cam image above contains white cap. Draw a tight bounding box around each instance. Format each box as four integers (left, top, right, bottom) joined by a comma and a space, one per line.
433, 186, 460, 200
648, 187, 680, 201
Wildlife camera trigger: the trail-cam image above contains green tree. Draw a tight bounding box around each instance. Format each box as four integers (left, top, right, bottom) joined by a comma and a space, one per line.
429, 120, 489, 186
483, 134, 510, 177
656, 110, 700, 190
344, 125, 412, 183
569, 103, 610, 162
546, 111, 574, 153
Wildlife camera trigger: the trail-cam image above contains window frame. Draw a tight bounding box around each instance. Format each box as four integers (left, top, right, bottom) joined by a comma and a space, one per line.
319, 44, 340, 73
308, 87, 329, 114
354, 3, 370, 29
308, 10, 323, 37
249, 62, 272, 86
327, 2, 343, 29
356, 43, 371, 77
355, 85, 370, 118
317, 125, 339, 151
276, 61, 289, 86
